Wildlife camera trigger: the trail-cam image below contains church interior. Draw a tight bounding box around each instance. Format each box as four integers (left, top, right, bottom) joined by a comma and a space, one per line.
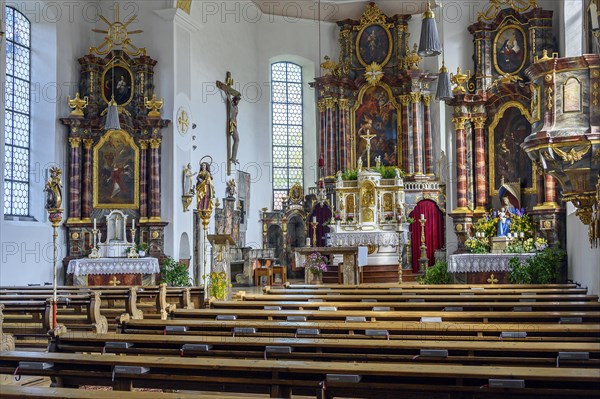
1, 0, 600, 397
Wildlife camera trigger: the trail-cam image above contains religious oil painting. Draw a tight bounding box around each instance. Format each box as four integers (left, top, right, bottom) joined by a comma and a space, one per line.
356, 24, 392, 67
492, 107, 532, 193
494, 25, 527, 75
355, 85, 398, 167
93, 129, 139, 209
102, 64, 134, 106
563, 77, 582, 113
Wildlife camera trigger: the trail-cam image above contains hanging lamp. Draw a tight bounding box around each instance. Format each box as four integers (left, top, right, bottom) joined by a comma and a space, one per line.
418, 1, 442, 57
104, 95, 121, 130
435, 0, 453, 101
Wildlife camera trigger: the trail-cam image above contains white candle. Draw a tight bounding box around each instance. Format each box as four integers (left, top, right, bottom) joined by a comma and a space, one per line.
420, 214, 425, 220
520, 232, 525, 238
306, 237, 311, 247
93, 218, 97, 230
132, 219, 135, 230
312, 216, 317, 223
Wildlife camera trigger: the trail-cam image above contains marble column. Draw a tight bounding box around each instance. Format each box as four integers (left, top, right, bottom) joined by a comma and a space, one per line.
422, 95, 434, 177
410, 92, 423, 177
318, 100, 326, 178
453, 117, 469, 211
82, 139, 93, 220
399, 95, 411, 173
68, 137, 82, 221
544, 174, 559, 208
149, 138, 161, 221
338, 98, 350, 171
139, 140, 149, 221
324, 98, 336, 177
472, 116, 487, 213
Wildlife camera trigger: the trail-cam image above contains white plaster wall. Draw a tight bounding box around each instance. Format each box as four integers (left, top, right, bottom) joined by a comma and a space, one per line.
566, 203, 600, 294
1, 0, 95, 285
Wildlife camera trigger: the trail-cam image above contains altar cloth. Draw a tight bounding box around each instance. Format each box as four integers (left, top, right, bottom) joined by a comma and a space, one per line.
67, 258, 160, 276
329, 231, 402, 247
448, 253, 536, 273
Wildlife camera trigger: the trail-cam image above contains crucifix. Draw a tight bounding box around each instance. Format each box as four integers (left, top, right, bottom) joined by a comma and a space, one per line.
360, 130, 376, 169
216, 72, 241, 176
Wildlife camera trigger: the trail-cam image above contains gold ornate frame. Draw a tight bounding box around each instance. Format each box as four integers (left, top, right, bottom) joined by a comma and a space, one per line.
488, 101, 537, 196
101, 57, 135, 107
93, 129, 140, 209
350, 82, 401, 168
493, 24, 528, 76
530, 83, 541, 121
355, 23, 394, 68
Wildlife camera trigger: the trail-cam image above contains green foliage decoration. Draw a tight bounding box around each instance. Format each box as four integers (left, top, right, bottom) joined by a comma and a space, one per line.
417, 260, 453, 285
508, 247, 565, 284
160, 257, 192, 287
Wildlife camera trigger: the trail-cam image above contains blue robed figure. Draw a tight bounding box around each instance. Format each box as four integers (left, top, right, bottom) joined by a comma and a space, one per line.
497, 180, 521, 237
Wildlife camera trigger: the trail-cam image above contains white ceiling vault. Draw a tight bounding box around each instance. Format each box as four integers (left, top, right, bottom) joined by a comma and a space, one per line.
250, 0, 439, 22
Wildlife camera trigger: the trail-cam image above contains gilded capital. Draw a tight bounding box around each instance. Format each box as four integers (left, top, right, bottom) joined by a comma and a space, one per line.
69, 137, 82, 148
338, 98, 349, 110
409, 92, 421, 104
399, 95, 411, 107
83, 139, 94, 150
317, 100, 326, 113
149, 138, 161, 149
323, 97, 336, 110
472, 116, 486, 129
139, 139, 149, 150
452, 117, 468, 130
421, 94, 432, 107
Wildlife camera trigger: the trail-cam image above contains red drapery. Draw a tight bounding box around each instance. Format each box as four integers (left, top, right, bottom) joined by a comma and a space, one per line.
409, 200, 444, 273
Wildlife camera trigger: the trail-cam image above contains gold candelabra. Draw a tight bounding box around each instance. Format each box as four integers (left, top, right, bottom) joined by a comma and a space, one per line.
418, 215, 429, 273
309, 221, 319, 248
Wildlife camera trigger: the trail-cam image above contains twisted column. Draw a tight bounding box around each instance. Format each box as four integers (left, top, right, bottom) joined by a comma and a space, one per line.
82, 139, 93, 220
453, 117, 469, 211
472, 116, 487, 212
139, 140, 149, 221
422, 95, 434, 177
410, 92, 423, 177
68, 137, 82, 221
149, 138, 161, 221
399, 95, 410, 173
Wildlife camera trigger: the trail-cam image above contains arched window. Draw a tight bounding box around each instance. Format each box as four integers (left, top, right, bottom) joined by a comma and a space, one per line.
271, 61, 303, 210
4, 6, 31, 216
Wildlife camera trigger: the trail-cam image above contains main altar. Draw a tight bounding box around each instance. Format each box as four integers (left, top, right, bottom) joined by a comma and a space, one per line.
60, 6, 170, 285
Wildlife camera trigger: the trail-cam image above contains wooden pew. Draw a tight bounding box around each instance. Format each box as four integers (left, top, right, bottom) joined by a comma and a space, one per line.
239, 293, 600, 302
0, 304, 16, 351
211, 299, 600, 312
1, 351, 598, 398
1, 292, 107, 347
265, 287, 590, 295
284, 283, 580, 289
0, 386, 254, 399
120, 318, 600, 342
172, 307, 600, 324
53, 331, 600, 368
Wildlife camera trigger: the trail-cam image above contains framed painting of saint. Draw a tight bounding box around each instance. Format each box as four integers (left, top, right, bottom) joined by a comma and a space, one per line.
93, 129, 140, 209
102, 62, 134, 106
354, 84, 399, 167
356, 24, 393, 68
493, 25, 527, 75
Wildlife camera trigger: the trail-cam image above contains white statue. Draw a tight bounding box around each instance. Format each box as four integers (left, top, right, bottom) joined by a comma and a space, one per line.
357, 157, 363, 171
183, 163, 196, 195
375, 155, 381, 168
336, 170, 343, 183
437, 150, 447, 183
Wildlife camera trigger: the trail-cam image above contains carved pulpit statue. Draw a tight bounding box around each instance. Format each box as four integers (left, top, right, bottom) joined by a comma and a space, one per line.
217, 72, 242, 176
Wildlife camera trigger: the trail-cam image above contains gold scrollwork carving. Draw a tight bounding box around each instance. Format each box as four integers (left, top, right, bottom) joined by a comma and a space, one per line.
452, 117, 468, 130
149, 138, 162, 150
399, 95, 411, 107
83, 139, 94, 150
338, 98, 349, 110
139, 139, 149, 150
551, 144, 591, 165
409, 93, 421, 104
69, 137, 82, 148
323, 98, 336, 110
478, 0, 538, 22
545, 86, 554, 111
421, 95, 432, 107
472, 116, 486, 129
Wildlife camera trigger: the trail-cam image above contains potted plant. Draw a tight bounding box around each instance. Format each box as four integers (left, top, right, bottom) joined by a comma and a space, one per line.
303, 252, 328, 284
160, 257, 191, 287
137, 242, 149, 257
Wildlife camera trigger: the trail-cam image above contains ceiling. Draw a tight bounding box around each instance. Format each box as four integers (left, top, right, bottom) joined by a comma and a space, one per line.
251, 1, 439, 22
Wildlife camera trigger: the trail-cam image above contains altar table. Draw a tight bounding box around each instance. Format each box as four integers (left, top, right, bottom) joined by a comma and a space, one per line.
67, 258, 160, 286
448, 253, 535, 284
295, 246, 367, 285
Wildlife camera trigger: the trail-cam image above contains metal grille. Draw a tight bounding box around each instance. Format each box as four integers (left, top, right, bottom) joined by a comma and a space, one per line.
4, 6, 31, 216
271, 62, 303, 210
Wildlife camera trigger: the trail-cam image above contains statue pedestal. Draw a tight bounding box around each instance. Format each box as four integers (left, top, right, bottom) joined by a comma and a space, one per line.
491, 236, 509, 254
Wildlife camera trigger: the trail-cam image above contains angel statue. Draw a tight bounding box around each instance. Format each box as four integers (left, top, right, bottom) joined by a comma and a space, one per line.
375, 155, 382, 169
183, 163, 197, 195
44, 167, 63, 210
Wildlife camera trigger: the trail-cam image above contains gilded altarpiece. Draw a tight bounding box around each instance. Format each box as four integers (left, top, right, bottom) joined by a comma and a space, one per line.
447, 2, 565, 254
61, 48, 170, 273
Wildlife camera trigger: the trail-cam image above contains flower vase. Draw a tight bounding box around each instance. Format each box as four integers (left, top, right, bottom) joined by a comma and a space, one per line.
310, 272, 323, 285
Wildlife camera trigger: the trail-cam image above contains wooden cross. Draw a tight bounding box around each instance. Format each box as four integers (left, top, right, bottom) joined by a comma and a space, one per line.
109, 276, 121, 286
216, 72, 241, 176
487, 274, 499, 285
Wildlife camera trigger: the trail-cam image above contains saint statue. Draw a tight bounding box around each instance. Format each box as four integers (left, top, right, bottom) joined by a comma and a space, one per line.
375, 155, 381, 169
196, 162, 215, 212
183, 163, 196, 195
497, 196, 517, 237
44, 167, 63, 210
357, 157, 363, 172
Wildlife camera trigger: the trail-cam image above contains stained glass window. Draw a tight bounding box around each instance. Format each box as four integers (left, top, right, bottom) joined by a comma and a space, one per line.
271, 62, 303, 210
4, 7, 31, 216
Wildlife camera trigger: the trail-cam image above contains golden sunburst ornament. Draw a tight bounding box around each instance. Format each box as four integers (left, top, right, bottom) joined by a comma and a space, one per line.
90, 2, 146, 57
364, 62, 384, 85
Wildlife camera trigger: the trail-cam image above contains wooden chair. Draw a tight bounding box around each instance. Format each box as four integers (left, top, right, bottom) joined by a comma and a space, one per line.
254, 267, 273, 287
272, 264, 287, 285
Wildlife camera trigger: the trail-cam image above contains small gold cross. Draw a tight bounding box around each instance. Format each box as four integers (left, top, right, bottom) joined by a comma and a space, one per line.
487, 274, 499, 285
109, 276, 121, 286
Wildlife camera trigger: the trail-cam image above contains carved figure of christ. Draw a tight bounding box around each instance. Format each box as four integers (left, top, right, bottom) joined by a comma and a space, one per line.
216, 72, 242, 176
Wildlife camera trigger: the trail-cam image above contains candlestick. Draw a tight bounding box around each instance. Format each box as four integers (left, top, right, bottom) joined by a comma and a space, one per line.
93, 218, 97, 230
132, 218, 135, 230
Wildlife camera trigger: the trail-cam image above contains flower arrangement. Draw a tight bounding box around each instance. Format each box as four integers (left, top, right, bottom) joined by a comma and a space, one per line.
203, 271, 232, 301
473, 211, 499, 238
465, 236, 491, 253
346, 215, 355, 224
384, 213, 394, 222
334, 213, 342, 221
509, 211, 534, 239
303, 252, 328, 276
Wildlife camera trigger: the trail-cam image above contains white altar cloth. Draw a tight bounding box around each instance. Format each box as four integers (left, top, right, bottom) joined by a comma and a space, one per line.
448, 253, 535, 273
329, 231, 401, 247
67, 258, 160, 276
